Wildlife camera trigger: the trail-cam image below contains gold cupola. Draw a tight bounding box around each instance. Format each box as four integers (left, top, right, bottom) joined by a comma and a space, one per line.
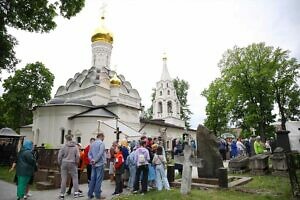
110, 73, 121, 87
91, 16, 113, 44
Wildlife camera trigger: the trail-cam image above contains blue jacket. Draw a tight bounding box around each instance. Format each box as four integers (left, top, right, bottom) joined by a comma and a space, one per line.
88, 139, 106, 167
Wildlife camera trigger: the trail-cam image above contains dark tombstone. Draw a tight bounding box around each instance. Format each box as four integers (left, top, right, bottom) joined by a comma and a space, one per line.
167, 165, 175, 183
250, 135, 256, 156
276, 130, 291, 152
218, 168, 228, 188
196, 125, 223, 178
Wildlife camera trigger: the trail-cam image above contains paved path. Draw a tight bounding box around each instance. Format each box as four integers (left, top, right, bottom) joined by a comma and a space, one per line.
0, 161, 229, 200
0, 180, 131, 200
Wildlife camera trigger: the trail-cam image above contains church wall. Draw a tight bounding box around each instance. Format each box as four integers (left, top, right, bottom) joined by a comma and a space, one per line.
32, 105, 90, 147
106, 106, 140, 124
20, 127, 34, 141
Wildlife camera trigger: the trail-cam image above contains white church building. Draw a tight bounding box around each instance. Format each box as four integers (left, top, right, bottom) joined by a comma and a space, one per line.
20, 15, 196, 149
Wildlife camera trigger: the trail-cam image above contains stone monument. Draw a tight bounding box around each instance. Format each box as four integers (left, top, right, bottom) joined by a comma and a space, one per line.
196, 125, 224, 178
174, 145, 203, 195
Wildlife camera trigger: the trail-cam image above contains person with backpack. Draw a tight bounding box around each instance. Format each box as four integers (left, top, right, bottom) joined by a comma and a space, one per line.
133, 140, 150, 194
112, 145, 124, 196
126, 146, 137, 191
153, 146, 170, 191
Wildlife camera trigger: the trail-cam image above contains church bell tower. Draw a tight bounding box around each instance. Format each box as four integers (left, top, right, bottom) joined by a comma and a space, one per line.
152, 54, 185, 127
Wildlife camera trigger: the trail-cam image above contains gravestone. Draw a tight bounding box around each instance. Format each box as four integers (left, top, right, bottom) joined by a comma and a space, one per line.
228, 156, 249, 173
249, 154, 269, 175
270, 147, 288, 175
174, 145, 203, 195
196, 125, 224, 178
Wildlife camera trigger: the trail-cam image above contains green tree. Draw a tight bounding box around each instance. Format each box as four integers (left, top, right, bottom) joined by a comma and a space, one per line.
271, 47, 300, 130
201, 78, 229, 136
0, 0, 85, 79
219, 43, 277, 139
173, 77, 192, 128
2, 62, 54, 129
143, 88, 156, 119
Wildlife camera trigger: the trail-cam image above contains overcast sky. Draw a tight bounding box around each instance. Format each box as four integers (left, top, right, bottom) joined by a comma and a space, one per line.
1, 0, 300, 129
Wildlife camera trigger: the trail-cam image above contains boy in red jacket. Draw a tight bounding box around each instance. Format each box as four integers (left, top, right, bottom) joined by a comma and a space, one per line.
113, 145, 124, 196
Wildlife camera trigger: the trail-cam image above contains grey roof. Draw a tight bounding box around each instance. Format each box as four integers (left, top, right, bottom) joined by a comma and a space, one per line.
69, 107, 117, 119
0, 128, 23, 137
47, 98, 66, 104
65, 99, 93, 106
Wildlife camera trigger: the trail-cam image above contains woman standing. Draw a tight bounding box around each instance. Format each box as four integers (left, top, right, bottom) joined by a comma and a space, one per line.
16, 140, 36, 200
153, 146, 170, 191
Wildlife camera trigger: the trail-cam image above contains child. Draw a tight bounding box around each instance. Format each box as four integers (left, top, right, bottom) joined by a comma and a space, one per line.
113, 145, 124, 196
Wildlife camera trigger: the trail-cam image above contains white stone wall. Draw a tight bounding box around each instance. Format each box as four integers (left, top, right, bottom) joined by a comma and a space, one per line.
20, 127, 34, 141
32, 105, 89, 147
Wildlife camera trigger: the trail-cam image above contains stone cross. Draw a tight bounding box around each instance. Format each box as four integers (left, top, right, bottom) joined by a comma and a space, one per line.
174, 144, 203, 195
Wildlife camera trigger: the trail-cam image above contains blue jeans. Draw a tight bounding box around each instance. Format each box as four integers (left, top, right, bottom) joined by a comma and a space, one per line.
155, 164, 170, 190
128, 165, 136, 189
88, 165, 104, 198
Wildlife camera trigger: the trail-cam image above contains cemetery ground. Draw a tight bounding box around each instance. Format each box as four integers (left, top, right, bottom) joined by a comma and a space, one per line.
0, 165, 292, 200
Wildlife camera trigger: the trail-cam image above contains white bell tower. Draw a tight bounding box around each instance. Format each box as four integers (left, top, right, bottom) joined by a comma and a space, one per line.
152, 54, 185, 127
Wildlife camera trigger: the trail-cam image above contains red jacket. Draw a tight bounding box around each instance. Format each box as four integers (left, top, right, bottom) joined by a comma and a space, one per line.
83, 145, 91, 165
114, 152, 124, 170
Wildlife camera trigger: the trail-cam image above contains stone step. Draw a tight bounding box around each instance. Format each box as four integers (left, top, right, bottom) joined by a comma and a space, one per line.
47, 175, 55, 183
36, 181, 55, 190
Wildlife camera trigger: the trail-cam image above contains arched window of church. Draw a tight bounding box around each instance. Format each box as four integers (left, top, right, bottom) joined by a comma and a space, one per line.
76, 136, 81, 144
158, 102, 162, 113
160, 91, 162, 96
61, 129, 65, 144
167, 90, 170, 95
167, 83, 169, 87
167, 101, 172, 113
167, 140, 170, 149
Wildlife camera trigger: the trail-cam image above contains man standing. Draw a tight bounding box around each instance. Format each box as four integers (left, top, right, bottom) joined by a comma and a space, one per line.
133, 140, 150, 194
83, 138, 95, 183
88, 133, 106, 200
254, 136, 264, 155
58, 134, 83, 199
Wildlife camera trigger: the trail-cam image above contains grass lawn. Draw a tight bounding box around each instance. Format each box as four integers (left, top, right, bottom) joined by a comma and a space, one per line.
116, 174, 292, 200
0, 166, 15, 183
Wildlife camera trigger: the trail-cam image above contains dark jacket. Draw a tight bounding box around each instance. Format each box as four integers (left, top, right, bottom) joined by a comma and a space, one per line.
16, 147, 36, 177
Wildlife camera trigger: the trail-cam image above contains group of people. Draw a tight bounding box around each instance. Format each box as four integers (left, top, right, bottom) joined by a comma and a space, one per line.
108, 135, 171, 196
218, 135, 276, 160
57, 133, 171, 199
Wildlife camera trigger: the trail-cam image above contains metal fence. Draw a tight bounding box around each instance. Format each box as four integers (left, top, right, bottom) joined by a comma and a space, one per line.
37, 148, 60, 170
286, 151, 300, 198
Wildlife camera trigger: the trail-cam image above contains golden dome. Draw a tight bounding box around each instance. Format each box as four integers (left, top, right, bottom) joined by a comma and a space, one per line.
91, 16, 113, 44
110, 73, 121, 87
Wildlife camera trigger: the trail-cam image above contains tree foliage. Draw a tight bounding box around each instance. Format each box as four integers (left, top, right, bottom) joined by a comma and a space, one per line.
1, 62, 54, 129
203, 43, 300, 139
173, 77, 192, 128
201, 78, 229, 136
0, 0, 85, 79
